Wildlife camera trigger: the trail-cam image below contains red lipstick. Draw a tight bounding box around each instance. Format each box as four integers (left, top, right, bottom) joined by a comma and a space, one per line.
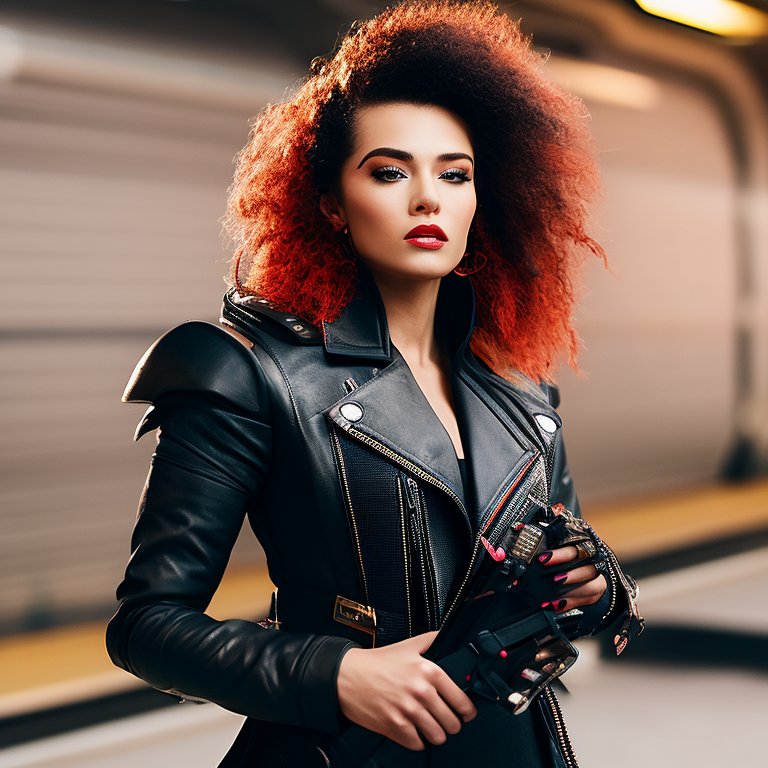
404, 224, 447, 250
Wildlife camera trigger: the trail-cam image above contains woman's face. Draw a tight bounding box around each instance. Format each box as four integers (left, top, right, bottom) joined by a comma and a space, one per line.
323, 102, 477, 282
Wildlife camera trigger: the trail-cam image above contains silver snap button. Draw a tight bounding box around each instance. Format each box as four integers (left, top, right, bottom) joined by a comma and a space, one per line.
535, 414, 557, 434
340, 402, 363, 422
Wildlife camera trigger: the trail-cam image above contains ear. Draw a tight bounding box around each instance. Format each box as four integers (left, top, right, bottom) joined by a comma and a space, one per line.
319, 191, 348, 231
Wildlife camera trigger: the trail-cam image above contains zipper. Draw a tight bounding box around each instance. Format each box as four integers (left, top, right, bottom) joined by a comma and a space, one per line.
338, 423, 546, 631
417, 484, 441, 629
441, 452, 542, 626
345, 427, 469, 521
396, 478, 413, 638
542, 685, 579, 768
337, 414, 577, 765
402, 475, 440, 630
329, 428, 369, 603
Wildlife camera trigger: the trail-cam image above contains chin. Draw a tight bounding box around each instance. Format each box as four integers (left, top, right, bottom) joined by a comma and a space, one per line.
364, 251, 463, 282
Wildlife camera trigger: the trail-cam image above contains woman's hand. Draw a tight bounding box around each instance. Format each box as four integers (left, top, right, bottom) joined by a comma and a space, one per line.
336, 630, 477, 751
539, 545, 607, 613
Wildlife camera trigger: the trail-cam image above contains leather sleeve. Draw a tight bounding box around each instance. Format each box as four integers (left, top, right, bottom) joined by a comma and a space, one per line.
107, 333, 358, 734
547, 423, 617, 638
548, 429, 581, 519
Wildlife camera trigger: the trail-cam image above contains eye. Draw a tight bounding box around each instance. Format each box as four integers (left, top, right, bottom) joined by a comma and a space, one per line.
440, 168, 473, 183
371, 165, 407, 182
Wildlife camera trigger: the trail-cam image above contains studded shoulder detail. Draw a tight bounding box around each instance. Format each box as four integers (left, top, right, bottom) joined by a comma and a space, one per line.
221, 288, 323, 345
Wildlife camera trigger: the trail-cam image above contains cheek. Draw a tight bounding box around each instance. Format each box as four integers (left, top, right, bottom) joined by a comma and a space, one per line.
459, 188, 477, 225
345, 185, 399, 236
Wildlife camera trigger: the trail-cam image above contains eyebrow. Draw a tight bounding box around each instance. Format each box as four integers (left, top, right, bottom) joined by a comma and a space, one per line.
356, 147, 474, 169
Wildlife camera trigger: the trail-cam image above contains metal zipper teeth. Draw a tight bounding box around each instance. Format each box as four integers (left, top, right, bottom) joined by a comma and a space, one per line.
543, 685, 579, 768
396, 479, 413, 637
599, 550, 620, 625
416, 483, 441, 629
343, 425, 545, 630
346, 427, 469, 519
404, 477, 439, 630
604, 545, 641, 619
330, 429, 369, 603
411, 512, 435, 628
442, 454, 541, 626
484, 458, 545, 548
344, 427, 471, 626
479, 454, 540, 535
407, 488, 429, 620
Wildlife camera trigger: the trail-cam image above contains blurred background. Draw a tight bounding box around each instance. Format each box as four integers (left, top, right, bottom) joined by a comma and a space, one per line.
1, 0, 767, 765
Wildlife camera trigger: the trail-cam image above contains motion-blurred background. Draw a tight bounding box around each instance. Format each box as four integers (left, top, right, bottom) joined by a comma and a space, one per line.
1, 1, 767, 766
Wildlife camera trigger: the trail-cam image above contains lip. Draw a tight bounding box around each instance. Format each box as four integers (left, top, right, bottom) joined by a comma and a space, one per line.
404, 224, 448, 250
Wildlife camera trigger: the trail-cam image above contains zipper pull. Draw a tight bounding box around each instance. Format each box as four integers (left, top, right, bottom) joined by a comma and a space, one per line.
403, 475, 419, 513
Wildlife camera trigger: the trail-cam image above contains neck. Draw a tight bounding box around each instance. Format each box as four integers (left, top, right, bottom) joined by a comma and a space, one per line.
366, 266, 443, 367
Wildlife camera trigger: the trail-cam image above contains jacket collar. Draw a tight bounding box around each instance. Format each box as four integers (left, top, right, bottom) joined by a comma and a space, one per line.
321, 260, 474, 364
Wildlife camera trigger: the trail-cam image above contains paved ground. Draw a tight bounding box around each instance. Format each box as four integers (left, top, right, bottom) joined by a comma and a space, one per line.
3, 547, 767, 768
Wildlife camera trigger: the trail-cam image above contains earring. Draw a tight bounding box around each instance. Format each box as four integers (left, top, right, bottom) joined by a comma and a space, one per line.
454, 250, 487, 276
341, 225, 358, 257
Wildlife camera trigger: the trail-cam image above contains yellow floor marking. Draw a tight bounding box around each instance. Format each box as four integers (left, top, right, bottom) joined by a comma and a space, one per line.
584, 479, 768, 560
0, 568, 274, 704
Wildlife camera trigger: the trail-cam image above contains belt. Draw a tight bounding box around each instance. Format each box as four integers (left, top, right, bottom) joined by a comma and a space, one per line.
275, 586, 406, 647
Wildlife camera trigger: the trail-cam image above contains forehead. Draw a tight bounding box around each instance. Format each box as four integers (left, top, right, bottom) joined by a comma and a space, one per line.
350, 102, 474, 157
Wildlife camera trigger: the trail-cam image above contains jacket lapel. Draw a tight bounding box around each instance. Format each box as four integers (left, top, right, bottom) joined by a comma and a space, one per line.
326, 355, 467, 510
322, 263, 548, 533
451, 367, 539, 531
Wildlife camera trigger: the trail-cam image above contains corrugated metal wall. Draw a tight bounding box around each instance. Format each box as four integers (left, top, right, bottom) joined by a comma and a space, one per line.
0, 81, 268, 631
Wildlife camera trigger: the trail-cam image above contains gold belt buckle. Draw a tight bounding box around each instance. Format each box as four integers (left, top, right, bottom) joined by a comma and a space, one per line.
333, 596, 377, 641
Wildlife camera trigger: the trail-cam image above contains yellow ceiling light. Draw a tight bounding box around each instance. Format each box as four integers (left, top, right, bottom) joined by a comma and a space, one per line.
636, 0, 768, 37
544, 57, 662, 111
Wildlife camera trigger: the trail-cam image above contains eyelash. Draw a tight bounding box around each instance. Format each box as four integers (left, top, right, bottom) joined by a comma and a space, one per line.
370, 166, 473, 183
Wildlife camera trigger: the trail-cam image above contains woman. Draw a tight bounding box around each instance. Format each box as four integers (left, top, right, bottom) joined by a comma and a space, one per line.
107, 2, 640, 766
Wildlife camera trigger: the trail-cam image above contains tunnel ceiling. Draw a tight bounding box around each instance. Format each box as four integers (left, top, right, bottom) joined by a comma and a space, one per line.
0, 0, 767, 100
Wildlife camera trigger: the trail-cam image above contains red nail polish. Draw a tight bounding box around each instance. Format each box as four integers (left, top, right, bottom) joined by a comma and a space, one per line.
554, 573, 567, 583
538, 551, 553, 564
499, 649, 508, 658
481, 536, 506, 562
541, 601, 551, 609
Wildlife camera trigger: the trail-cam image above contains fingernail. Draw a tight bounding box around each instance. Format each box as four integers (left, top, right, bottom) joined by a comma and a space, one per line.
541, 601, 551, 609
538, 551, 553, 564
554, 573, 567, 583
555, 599, 567, 611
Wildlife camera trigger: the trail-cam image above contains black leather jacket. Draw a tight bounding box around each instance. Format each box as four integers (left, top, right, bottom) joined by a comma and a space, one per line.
107, 265, 623, 767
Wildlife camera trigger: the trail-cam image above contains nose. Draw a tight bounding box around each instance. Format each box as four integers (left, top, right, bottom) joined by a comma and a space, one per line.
409, 175, 440, 216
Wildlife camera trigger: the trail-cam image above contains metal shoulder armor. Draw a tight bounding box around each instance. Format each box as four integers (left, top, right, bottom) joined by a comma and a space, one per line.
123, 321, 269, 438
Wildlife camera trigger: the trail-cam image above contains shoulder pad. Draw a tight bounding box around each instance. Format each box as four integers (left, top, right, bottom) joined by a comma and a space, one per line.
221, 289, 323, 345
123, 321, 267, 415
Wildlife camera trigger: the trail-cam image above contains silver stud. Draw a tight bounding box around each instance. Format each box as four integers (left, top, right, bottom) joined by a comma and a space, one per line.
535, 414, 558, 434
340, 402, 363, 422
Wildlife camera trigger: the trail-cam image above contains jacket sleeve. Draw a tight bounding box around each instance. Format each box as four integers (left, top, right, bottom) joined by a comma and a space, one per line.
106, 323, 358, 734
547, 418, 623, 639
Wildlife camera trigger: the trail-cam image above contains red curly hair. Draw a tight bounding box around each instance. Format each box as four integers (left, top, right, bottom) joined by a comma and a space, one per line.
224, 0, 604, 381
